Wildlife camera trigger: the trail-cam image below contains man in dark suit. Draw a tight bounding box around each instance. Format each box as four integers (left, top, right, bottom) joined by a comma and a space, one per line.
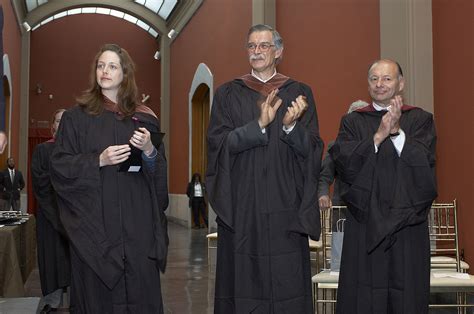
1, 157, 25, 211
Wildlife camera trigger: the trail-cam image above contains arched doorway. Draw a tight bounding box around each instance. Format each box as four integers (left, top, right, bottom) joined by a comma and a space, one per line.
188, 63, 214, 230
191, 84, 210, 179
190, 84, 210, 228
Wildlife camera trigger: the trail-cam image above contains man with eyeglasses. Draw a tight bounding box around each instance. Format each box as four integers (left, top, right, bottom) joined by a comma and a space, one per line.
207, 24, 323, 313
330, 59, 437, 313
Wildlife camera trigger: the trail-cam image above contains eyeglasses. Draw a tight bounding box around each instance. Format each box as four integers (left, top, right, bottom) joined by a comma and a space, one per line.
246, 42, 275, 52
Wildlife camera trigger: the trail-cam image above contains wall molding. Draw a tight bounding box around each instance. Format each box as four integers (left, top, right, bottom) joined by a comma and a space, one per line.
380, 0, 434, 113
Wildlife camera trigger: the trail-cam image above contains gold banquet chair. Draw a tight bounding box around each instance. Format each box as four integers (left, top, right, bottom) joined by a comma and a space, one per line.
206, 232, 218, 271
311, 205, 346, 314
429, 200, 469, 272
309, 237, 323, 273
429, 200, 474, 313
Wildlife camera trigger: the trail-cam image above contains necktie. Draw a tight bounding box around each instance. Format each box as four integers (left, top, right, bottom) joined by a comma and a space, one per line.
10, 169, 14, 183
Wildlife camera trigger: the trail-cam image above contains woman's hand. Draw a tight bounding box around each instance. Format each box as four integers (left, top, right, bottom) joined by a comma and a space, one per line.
99, 145, 131, 167
130, 127, 154, 156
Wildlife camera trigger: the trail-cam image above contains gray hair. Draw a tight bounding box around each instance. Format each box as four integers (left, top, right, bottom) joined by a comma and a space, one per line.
247, 24, 284, 50
348, 100, 369, 113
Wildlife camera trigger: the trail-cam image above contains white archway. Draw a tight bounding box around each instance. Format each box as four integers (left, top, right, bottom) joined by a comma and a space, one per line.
167, 63, 214, 229
188, 63, 215, 231
188, 63, 213, 180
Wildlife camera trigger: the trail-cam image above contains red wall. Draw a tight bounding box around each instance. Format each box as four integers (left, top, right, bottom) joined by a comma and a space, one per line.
432, 0, 474, 265
277, 0, 380, 143
169, 0, 252, 193
1, 0, 22, 159
168, 0, 380, 194
29, 14, 161, 123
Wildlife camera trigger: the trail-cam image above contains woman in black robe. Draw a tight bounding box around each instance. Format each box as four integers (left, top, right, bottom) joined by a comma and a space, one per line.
31, 108, 70, 311
50, 44, 168, 313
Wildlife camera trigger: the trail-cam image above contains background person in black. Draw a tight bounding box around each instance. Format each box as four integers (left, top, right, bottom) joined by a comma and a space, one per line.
31, 108, 70, 313
331, 59, 437, 314
50, 44, 169, 313
186, 172, 208, 229
0, 157, 25, 211
318, 101, 369, 231
317, 101, 369, 212
207, 24, 323, 313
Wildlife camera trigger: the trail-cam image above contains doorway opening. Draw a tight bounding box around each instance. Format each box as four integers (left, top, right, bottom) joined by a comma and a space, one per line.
190, 83, 210, 228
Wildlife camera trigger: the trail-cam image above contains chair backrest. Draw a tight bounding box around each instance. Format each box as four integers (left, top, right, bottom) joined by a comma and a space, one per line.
320, 205, 347, 270
429, 200, 461, 272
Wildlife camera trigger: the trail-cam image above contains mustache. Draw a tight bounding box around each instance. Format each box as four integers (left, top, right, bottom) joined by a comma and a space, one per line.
250, 54, 264, 61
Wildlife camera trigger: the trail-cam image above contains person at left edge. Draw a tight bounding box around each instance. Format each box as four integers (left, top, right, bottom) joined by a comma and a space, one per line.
50, 44, 169, 313
31, 109, 70, 312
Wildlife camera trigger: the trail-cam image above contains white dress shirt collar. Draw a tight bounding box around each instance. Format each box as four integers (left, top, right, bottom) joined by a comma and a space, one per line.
372, 102, 391, 111
251, 70, 277, 83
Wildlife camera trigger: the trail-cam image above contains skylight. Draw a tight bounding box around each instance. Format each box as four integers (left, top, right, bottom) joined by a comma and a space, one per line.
30, 7, 160, 39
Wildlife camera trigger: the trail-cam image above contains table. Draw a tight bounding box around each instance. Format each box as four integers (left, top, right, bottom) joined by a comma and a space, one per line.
0, 215, 37, 297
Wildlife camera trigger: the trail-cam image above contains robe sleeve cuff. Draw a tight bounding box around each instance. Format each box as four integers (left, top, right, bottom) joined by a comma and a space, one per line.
227, 120, 268, 153
280, 122, 310, 157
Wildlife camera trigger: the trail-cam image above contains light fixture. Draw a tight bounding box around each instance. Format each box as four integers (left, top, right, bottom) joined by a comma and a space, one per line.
36, 84, 42, 95
153, 51, 161, 60
22, 22, 31, 32
141, 94, 150, 103
167, 29, 177, 39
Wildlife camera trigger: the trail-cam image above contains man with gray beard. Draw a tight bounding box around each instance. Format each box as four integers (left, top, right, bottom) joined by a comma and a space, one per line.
207, 24, 323, 313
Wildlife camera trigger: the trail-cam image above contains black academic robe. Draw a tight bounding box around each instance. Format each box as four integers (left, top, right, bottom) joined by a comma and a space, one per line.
330, 105, 437, 314
50, 105, 169, 314
207, 75, 323, 314
31, 140, 71, 296
317, 141, 347, 206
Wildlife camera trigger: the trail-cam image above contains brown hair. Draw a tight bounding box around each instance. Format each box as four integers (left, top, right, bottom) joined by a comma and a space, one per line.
50, 108, 66, 136
76, 44, 138, 116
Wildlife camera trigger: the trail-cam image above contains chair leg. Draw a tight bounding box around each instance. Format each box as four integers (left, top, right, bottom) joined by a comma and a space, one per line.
462, 292, 467, 314
316, 250, 321, 274
322, 288, 326, 314
454, 292, 464, 314
207, 239, 210, 270
315, 285, 319, 314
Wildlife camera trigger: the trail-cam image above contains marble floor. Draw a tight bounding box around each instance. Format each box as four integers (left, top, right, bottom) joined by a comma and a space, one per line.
160, 223, 215, 314
2, 221, 473, 313
3, 222, 215, 314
